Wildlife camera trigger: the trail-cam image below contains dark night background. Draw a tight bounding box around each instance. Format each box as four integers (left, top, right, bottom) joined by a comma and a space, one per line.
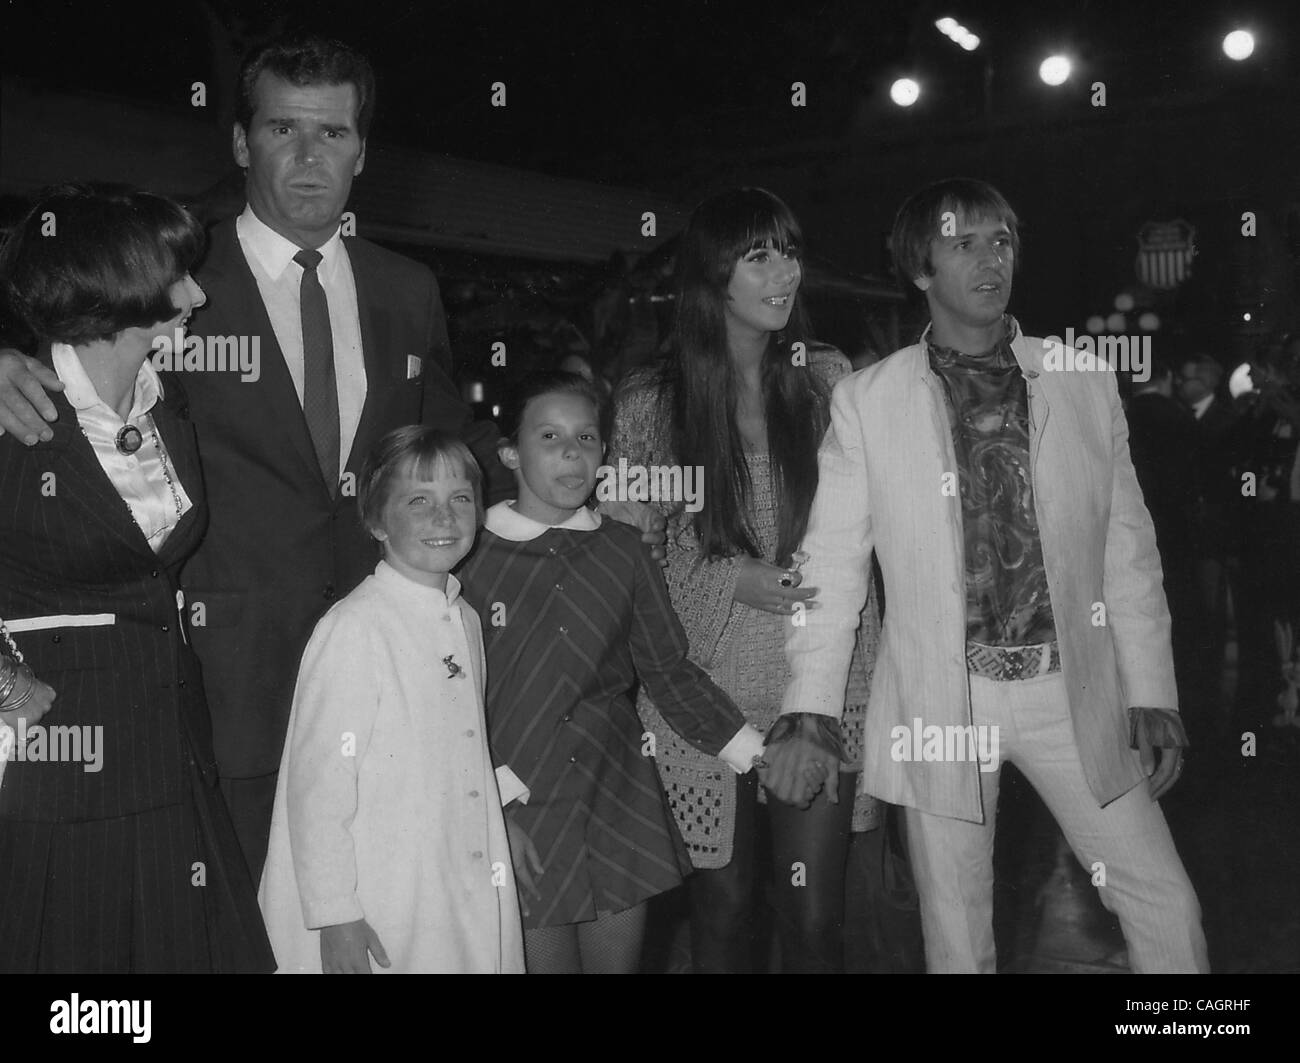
4, 0, 1299, 376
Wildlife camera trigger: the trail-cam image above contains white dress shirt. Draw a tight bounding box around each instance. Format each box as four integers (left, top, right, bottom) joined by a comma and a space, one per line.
52, 343, 192, 552
235, 206, 367, 479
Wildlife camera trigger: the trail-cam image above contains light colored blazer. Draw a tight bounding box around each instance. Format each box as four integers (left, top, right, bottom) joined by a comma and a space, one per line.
783, 329, 1176, 823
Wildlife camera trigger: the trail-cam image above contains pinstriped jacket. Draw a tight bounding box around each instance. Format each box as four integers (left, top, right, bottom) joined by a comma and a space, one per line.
783, 328, 1175, 823
0, 381, 212, 821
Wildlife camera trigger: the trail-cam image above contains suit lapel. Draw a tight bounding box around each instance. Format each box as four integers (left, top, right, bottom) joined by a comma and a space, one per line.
37, 398, 156, 562
345, 237, 391, 479
1014, 336, 1052, 474
198, 220, 330, 494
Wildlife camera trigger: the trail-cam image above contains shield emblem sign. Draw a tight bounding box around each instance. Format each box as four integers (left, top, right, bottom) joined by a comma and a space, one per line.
1136, 219, 1196, 290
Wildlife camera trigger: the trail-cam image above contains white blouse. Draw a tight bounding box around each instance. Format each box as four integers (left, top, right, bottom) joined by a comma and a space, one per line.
52, 343, 192, 552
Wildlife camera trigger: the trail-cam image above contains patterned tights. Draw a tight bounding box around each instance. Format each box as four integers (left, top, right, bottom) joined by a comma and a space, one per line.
523, 902, 648, 974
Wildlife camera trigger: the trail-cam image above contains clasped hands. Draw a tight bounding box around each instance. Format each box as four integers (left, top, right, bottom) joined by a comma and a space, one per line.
755, 712, 845, 809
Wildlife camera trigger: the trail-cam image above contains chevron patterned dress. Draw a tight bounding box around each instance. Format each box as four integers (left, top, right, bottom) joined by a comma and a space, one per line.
458, 515, 748, 929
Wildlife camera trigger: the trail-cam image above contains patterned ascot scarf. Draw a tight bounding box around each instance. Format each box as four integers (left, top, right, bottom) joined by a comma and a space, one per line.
927, 316, 1058, 648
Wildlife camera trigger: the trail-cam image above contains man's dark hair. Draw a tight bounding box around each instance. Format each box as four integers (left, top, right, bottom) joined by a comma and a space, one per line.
235, 35, 377, 138
0, 182, 204, 346
890, 178, 1021, 293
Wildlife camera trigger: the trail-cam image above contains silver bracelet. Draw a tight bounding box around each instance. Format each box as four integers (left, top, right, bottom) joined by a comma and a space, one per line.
0, 658, 20, 704
1, 666, 36, 712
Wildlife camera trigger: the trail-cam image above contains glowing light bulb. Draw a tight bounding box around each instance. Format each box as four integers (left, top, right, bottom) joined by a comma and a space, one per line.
1223, 30, 1255, 61
1039, 55, 1071, 85
890, 78, 921, 107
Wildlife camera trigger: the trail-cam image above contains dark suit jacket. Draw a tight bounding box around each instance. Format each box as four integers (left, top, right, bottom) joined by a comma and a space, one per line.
181, 218, 505, 778
1126, 391, 1199, 572
1190, 394, 1241, 559
0, 380, 213, 821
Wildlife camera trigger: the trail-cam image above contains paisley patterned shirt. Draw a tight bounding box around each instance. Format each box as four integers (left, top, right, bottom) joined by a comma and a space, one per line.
927, 316, 1058, 647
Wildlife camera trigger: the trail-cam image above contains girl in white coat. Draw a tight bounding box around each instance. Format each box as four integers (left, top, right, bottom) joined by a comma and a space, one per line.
259, 428, 528, 973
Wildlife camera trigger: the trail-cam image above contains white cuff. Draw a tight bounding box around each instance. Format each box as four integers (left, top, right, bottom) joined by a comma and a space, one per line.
717, 724, 766, 774
301, 894, 365, 931
495, 764, 530, 807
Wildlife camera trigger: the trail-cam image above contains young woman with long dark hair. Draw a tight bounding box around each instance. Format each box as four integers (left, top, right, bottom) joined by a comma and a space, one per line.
606, 187, 880, 972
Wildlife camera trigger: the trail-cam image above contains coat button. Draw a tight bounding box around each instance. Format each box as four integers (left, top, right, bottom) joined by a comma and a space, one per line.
554, 582, 564, 591
323, 584, 337, 600
52, 634, 62, 644
465, 729, 475, 738
558, 626, 568, 635
161, 624, 170, 633
151, 569, 160, 578
469, 790, 479, 798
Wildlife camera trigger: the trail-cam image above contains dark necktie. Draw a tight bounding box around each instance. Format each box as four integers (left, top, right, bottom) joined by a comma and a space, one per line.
294, 248, 340, 492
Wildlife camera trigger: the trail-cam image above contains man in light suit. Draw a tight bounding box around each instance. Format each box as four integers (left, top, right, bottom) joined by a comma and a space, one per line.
778, 179, 1208, 973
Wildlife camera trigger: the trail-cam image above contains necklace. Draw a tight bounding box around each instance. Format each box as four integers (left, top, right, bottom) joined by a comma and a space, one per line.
77, 415, 184, 527
150, 419, 185, 524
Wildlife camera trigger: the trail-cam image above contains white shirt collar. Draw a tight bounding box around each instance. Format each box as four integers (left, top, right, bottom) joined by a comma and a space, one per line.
374, 559, 462, 604
236, 203, 344, 281
485, 500, 602, 542
1191, 394, 1214, 419
51, 342, 162, 421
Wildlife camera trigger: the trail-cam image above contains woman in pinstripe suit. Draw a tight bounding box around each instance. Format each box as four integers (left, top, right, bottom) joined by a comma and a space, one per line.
0, 184, 273, 972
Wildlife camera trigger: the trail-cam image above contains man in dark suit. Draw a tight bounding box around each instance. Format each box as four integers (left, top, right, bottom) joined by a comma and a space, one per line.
1127, 357, 1203, 739
0, 37, 506, 877
1175, 351, 1240, 741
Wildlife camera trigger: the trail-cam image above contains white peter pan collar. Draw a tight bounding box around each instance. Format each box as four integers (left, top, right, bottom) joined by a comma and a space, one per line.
374, 558, 462, 604
485, 500, 601, 542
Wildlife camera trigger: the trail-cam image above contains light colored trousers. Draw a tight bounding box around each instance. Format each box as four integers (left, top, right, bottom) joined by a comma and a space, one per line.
903, 672, 1210, 973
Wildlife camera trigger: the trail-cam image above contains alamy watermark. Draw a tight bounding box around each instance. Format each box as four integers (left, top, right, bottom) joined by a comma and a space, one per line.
1043, 328, 1151, 382
150, 329, 261, 382
593, 459, 704, 513
0, 720, 104, 772
890, 717, 1000, 773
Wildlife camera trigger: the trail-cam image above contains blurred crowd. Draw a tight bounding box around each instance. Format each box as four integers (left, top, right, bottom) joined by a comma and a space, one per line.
1124, 332, 1300, 747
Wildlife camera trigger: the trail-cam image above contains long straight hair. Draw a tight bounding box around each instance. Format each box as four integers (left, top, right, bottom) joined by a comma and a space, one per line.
662, 187, 830, 565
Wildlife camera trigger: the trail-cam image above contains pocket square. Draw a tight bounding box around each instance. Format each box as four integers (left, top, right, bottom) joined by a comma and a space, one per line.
407, 356, 423, 380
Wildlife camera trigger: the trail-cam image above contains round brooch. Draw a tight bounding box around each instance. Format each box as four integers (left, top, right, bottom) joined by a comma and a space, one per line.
115, 425, 144, 455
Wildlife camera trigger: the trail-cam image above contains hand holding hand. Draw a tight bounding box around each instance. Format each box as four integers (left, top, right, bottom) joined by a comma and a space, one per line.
320, 918, 391, 974
733, 557, 818, 615
760, 715, 844, 808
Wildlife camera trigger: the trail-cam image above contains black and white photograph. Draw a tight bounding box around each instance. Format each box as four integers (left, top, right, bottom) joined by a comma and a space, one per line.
0, 0, 1296, 1037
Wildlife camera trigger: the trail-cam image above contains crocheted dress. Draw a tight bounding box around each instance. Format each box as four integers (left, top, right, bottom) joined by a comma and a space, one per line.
607, 348, 880, 870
